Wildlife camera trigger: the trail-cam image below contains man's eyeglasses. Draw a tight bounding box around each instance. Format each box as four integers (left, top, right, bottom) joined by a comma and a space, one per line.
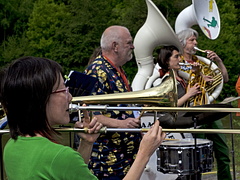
52, 87, 69, 94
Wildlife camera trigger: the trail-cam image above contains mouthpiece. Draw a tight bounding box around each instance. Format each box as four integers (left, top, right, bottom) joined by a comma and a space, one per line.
194, 47, 208, 53
67, 104, 110, 114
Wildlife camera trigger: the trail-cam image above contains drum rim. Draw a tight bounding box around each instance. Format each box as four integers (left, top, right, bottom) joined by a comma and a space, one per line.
160, 138, 213, 147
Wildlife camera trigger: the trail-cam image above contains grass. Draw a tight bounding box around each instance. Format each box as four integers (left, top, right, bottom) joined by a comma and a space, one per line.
215, 100, 240, 179
222, 115, 240, 179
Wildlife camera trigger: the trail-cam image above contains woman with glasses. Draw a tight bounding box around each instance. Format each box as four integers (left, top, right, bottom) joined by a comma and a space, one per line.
0, 56, 165, 180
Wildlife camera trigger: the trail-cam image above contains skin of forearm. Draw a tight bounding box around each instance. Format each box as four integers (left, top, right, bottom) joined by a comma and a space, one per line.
123, 151, 149, 180
178, 94, 191, 107
77, 139, 94, 164
216, 61, 229, 83
94, 114, 123, 128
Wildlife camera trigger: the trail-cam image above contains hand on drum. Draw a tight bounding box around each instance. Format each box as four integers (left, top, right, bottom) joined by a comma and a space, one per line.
138, 120, 166, 158
74, 105, 103, 143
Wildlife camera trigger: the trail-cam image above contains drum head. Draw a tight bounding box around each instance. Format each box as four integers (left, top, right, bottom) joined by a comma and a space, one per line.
161, 138, 212, 148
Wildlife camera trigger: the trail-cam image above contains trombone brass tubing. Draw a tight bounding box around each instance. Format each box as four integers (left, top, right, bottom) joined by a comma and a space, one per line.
0, 129, 9, 134
54, 127, 240, 134
69, 105, 240, 113
2, 128, 240, 134
72, 69, 178, 107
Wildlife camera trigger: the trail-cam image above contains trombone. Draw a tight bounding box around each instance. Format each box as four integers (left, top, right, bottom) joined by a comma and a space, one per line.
54, 127, 240, 135
1, 127, 240, 135
67, 69, 240, 135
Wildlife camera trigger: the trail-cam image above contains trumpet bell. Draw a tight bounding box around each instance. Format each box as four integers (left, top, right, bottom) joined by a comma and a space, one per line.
72, 69, 178, 107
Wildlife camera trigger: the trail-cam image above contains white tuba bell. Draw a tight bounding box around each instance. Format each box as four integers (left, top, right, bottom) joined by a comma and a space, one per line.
132, 0, 182, 91
175, 0, 223, 104
175, 0, 220, 40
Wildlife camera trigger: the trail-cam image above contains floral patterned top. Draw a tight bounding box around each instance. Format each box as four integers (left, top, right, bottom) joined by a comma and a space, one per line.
84, 55, 142, 178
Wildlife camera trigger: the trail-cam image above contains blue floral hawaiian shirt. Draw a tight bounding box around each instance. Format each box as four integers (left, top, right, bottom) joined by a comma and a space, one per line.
84, 55, 142, 178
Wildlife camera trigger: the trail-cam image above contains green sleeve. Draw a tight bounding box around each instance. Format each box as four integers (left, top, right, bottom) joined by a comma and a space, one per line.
50, 146, 98, 180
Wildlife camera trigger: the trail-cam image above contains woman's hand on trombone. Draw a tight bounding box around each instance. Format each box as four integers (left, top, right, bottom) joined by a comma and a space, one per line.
123, 120, 166, 180
74, 104, 103, 164
74, 105, 103, 143
138, 120, 166, 156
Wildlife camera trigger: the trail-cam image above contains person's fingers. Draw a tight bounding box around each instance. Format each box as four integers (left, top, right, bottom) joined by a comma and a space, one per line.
74, 121, 84, 128
88, 117, 97, 128
128, 121, 140, 128
87, 117, 103, 134
88, 122, 102, 134
94, 122, 103, 134
82, 104, 90, 124
149, 120, 160, 135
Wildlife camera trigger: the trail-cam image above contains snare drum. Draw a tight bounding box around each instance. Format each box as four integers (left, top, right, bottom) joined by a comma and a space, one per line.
157, 138, 213, 175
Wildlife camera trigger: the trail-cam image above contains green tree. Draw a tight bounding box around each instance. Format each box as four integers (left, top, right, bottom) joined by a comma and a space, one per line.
26, 0, 71, 58
0, 0, 36, 64
0, 0, 238, 99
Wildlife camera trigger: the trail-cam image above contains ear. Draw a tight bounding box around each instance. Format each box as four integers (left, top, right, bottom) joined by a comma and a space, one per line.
112, 42, 118, 52
166, 61, 170, 69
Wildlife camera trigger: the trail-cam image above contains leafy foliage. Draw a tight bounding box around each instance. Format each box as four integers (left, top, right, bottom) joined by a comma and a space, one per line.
0, 0, 239, 100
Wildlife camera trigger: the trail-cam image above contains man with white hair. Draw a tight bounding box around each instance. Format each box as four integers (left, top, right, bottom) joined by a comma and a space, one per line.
84, 25, 142, 179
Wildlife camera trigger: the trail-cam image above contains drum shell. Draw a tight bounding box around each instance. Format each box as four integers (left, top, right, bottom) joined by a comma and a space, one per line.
157, 138, 213, 175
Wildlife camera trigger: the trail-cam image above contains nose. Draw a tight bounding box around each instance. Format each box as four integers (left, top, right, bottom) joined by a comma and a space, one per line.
130, 43, 135, 49
194, 39, 198, 45
68, 92, 73, 102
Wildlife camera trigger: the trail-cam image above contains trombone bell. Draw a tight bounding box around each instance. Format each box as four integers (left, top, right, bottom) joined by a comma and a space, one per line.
72, 69, 177, 107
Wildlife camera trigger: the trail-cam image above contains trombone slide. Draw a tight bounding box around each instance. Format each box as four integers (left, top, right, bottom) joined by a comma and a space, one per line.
54, 127, 240, 135
2, 128, 240, 134
68, 104, 240, 113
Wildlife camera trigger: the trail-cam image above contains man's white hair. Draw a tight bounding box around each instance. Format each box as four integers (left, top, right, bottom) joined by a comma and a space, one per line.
100, 26, 128, 51
177, 28, 199, 47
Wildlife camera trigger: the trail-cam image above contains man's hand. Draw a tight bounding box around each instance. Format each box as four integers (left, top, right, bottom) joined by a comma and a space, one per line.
119, 118, 141, 128
201, 74, 214, 82
206, 50, 222, 63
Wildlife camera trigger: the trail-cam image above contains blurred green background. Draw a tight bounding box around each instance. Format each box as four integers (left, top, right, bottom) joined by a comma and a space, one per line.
0, 0, 239, 100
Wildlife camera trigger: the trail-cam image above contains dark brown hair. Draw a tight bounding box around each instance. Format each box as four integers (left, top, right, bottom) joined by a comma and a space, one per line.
0, 56, 62, 140
157, 46, 179, 75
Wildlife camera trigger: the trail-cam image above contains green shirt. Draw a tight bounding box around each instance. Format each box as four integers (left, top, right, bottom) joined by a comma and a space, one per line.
4, 136, 97, 180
